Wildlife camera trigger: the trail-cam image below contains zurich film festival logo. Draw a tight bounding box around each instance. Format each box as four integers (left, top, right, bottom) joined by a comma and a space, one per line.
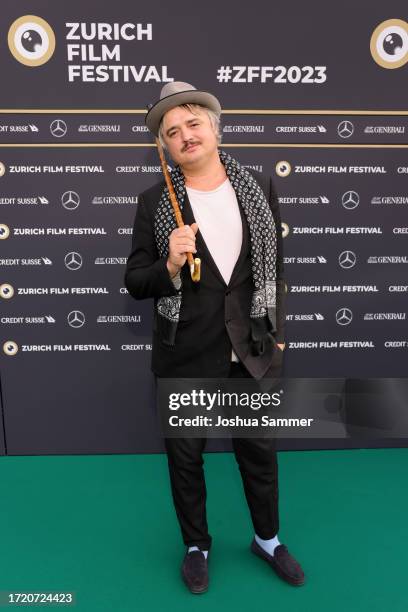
370, 19, 408, 69
8, 15, 55, 66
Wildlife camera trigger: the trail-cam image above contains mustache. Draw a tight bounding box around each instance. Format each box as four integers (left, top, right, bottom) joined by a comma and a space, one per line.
182, 141, 200, 152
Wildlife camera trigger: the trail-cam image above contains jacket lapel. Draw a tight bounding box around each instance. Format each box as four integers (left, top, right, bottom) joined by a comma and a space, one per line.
227, 199, 250, 288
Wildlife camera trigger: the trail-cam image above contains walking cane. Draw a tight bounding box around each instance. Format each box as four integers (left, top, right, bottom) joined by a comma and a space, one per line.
154, 136, 201, 283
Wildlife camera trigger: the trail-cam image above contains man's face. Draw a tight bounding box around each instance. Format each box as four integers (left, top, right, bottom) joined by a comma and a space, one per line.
161, 105, 218, 169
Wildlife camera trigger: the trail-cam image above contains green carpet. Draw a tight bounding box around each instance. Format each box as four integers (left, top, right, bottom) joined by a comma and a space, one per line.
0, 448, 406, 611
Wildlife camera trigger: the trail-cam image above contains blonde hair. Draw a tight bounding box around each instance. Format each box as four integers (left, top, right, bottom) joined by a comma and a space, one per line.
158, 103, 222, 149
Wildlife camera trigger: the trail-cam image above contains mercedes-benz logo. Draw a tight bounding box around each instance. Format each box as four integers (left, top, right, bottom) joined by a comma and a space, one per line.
61, 190, 80, 210
336, 307, 353, 325
337, 121, 354, 139
341, 190, 360, 210
64, 251, 83, 270
50, 119, 67, 138
67, 310, 85, 328
338, 250, 357, 269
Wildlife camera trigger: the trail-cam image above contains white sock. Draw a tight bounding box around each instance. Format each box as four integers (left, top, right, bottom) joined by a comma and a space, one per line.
255, 533, 281, 556
188, 545, 208, 559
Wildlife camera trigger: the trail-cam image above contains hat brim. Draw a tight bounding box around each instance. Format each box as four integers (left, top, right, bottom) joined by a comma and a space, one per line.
145, 90, 222, 137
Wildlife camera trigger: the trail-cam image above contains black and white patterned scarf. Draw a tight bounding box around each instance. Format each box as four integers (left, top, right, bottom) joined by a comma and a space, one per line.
153, 149, 278, 355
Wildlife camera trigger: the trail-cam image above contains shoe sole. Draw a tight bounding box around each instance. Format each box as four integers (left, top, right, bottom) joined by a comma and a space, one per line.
181, 569, 209, 594
250, 541, 305, 586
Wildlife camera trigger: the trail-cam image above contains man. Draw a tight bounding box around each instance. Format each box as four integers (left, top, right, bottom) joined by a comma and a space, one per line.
124, 82, 305, 593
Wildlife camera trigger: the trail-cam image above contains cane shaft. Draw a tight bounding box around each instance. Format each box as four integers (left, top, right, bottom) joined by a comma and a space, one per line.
155, 138, 201, 282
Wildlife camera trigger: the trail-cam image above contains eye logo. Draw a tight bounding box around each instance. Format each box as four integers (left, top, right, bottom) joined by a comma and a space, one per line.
275, 161, 291, 177
0, 284, 14, 299
281, 222, 289, 238
8, 15, 55, 67
3, 341, 18, 356
0, 224, 10, 240
370, 19, 408, 69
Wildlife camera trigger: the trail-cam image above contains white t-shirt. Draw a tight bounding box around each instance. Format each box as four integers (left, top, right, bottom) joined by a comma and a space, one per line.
172, 178, 242, 362
187, 178, 242, 284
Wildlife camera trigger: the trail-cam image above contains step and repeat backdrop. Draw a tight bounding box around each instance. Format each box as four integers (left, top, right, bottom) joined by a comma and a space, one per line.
0, 2, 407, 454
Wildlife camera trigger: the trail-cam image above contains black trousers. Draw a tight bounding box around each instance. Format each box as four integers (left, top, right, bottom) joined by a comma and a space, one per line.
160, 360, 279, 551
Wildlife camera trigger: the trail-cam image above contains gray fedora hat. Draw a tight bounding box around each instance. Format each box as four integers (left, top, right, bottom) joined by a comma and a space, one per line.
145, 81, 222, 137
